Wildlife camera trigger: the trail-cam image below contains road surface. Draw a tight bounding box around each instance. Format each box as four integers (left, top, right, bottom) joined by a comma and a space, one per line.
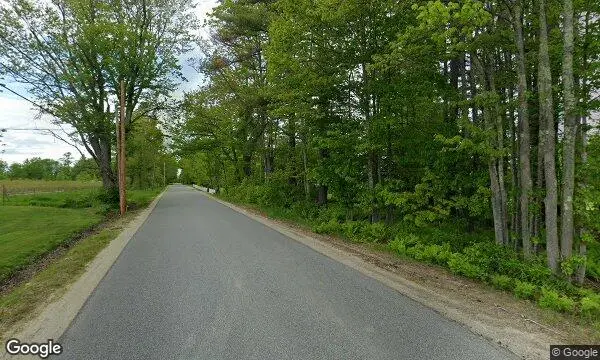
60, 185, 516, 360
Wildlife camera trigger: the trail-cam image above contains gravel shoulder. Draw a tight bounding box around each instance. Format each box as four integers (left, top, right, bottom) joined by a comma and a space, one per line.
202, 191, 600, 360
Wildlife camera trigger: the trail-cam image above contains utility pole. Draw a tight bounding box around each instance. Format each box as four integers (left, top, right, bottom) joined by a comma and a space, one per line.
163, 161, 166, 188
118, 80, 127, 216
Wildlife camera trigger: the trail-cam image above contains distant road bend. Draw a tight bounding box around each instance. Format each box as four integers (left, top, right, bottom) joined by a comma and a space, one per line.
60, 185, 516, 360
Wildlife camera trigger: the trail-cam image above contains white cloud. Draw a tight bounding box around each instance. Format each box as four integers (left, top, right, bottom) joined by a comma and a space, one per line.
0, 0, 219, 165
0, 96, 76, 165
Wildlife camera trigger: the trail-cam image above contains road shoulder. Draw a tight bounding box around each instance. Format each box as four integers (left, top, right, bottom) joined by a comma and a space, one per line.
196, 189, 564, 360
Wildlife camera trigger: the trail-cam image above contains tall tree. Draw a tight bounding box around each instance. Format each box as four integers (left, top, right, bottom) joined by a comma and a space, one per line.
537, 0, 560, 272
560, 0, 576, 261
0, 0, 196, 191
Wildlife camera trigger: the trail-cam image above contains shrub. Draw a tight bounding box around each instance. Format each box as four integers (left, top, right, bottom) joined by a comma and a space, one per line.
580, 295, 600, 317
587, 261, 600, 282
522, 263, 553, 286
313, 219, 343, 235
418, 244, 452, 265
96, 188, 119, 207
360, 222, 388, 243
514, 280, 537, 300
394, 233, 420, 247
538, 288, 576, 313
388, 238, 407, 255
491, 274, 513, 291
342, 221, 367, 242
447, 253, 485, 280
498, 258, 526, 279
406, 243, 427, 260
462, 242, 518, 275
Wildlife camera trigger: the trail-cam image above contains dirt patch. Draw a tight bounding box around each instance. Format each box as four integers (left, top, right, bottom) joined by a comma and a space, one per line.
227, 202, 600, 359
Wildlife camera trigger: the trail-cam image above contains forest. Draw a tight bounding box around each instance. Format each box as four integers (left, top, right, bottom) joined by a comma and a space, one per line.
173, 0, 600, 316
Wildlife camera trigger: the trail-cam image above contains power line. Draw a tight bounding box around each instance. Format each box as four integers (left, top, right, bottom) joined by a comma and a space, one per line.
1, 128, 63, 131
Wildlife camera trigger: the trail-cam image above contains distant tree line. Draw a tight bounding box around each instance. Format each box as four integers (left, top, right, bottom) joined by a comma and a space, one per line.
0, 154, 98, 181
0, 118, 179, 189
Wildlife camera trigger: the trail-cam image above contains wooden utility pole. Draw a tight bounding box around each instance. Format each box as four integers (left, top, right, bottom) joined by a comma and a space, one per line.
118, 80, 127, 216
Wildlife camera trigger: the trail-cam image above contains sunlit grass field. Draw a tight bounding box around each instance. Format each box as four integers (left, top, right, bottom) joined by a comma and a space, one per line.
0, 179, 101, 195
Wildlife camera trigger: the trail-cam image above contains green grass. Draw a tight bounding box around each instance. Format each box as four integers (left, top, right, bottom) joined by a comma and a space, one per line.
0, 207, 103, 282
128, 188, 163, 208
0, 186, 162, 337
0, 179, 101, 195
0, 186, 163, 282
0, 227, 120, 336
1, 189, 101, 208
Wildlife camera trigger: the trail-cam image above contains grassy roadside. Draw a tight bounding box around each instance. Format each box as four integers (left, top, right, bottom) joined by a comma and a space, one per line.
0, 188, 162, 283
0, 207, 103, 283
0, 189, 162, 338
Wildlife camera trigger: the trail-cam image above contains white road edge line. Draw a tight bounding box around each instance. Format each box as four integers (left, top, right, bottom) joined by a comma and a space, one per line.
1, 189, 167, 360
194, 187, 554, 360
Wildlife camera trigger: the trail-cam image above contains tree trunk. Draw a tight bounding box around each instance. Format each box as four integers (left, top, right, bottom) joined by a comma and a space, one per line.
243, 153, 252, 177
316, 148, 328, 205
538, 0, 560, 273
302, 140, 310, 200
89, 135, 116, 190
560, 0, 576, 261
489, 161, 506, 245
513, 0, 533, 257
575, 114, 587, 284
480, 54, 508, 246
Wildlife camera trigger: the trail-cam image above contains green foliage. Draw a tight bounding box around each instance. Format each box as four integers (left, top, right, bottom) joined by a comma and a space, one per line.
172, 0, 600, 327
538, 288, 576, 313
561, 255, 587, 277
127, 117, 178, 189
491, 274, 514, 291
580, 295, 600, 318
513, 281, 537, 300
448, 253, 486, 280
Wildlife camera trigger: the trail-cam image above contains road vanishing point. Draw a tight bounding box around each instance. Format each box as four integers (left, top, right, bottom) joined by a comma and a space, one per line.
60, 185, 517, 360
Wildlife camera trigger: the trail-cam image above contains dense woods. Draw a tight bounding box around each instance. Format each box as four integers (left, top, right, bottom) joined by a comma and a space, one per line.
175, 0, 600, 301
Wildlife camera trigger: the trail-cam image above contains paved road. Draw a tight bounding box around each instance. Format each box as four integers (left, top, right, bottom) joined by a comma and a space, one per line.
60, 185, 515, 360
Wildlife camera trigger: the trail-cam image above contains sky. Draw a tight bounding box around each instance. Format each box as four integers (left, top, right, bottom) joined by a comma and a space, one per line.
0, 0, 218, 165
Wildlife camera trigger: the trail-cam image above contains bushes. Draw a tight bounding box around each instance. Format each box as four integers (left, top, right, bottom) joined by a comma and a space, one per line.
491, 274, 513, 291
448, 253, 486, 280
580, 295, 600, 318
313, 217, 390, 243
514, 280, 537, 300
219, 183, 600, 322
538, 288, 576, 313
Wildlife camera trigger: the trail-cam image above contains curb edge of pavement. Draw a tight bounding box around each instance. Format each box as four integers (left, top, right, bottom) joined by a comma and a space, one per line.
194, 187, 552, 360
1, 188, 167, 359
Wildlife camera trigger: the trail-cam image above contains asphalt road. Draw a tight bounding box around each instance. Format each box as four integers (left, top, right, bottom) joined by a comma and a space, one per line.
60, 185, 516, 360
